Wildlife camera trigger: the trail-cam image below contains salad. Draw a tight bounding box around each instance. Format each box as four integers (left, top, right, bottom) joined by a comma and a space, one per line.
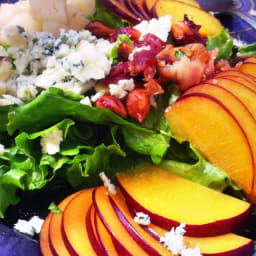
0, 0, 256, 255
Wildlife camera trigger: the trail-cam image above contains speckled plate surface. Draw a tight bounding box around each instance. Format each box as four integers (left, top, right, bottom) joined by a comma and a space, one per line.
0, 0, 256, 255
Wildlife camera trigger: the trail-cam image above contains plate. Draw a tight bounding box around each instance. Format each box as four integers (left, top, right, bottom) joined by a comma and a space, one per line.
0, 0, 256, 255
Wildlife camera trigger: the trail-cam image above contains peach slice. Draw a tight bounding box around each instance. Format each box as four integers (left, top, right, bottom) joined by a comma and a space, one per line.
40, 213, 56, 256
183, 83, 256, 193
206, 77, 256, 201
142, 223, 254, 256
94, 211, 119, 256
109, 188, 172, 255
239, 62, 256, 78
241, 57, 256, 64
62, 188, 100, 256
145, 0, 200, 14
49, 192, 80, 256
165, 93, 254, 195
214, 70, 256, 83
124, 0, 145, 19
213, 75, 256, 92
132, 0, 151, 19
152, 0, 222, 36
93, 186, 149, 256
101, 0, 141, 24
116, 165, 252, 236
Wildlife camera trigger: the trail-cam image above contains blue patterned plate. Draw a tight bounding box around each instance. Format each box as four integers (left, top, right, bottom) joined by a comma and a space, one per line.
0, 0, 256, 255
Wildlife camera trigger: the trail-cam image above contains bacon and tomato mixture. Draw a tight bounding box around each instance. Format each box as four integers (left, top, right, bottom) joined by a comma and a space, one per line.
86, 17, 232, 123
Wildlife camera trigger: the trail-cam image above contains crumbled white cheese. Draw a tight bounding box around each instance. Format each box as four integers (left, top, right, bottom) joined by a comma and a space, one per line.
109, 79, 135, 99
41, 127, 63, 155
182, 246, 202, 256
160, 223, 202, 256
14, 216, 44, 236
80, 96, 92, 106
134, 15, 172, 42
1, 27, 113, 104
128, 45, 151, 61
134, 212, 151, 226
99, 172, 117, 195
91, 90, 105, 102
0, 144, 5, 155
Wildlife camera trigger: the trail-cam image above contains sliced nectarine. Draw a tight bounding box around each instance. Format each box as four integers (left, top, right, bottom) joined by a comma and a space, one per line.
116, 165, 252, 236
183, 83, 256, 192
95, 211, 121, 256
132, 0, 151, 19
62, 188, 100, 256
145, 0, 200, 14
239, 62, 256, 78
86, 205, 105, 255
214, 70, 256, 83
93, 186, 149, 256
214, 75, 256, 92
242, 57, 256, 64
49, 192, 80, 256
109, 188, 172, 255
40, 213, 56, 256
125, 0, 145, 19
101, 0, 141, 24
152, 0, 222, 36
143, 223, 253, 256
165, 93, 254, 195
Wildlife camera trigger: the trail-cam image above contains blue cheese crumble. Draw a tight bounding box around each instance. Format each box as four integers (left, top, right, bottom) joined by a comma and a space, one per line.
0, 26, 113, 106
40, 127, 63, 155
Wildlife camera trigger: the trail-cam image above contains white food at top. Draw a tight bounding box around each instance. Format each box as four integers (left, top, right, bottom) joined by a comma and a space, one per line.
134, 15, 172, 42
0, 0, 95, 41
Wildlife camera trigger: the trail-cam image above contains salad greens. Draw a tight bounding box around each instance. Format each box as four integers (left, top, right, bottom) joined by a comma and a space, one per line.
207, 28, 234, 60
238, 42, 256, 57
88, 0, 129, 28
0, 8, 246, 218
0, 85, 234, 217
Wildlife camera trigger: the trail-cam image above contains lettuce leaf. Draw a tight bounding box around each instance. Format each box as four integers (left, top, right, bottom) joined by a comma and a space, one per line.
238, 42, 256, 57
87, 0, 129, 28
159, 145, 236, 191
207, 28, 233, 61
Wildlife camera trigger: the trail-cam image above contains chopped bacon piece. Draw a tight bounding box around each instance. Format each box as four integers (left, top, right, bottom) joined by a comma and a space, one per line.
142, 33, 165, 55
102, 62, 130, 86
110, 27, 141, 43
215, 59, 232, 73
126, 89, 150, 123
129, 50, 157, 79
144, 78, 164, 96
85, 21, 116, 39
172, 15, 206, 46
157, 55, 205, 91
118, 42, 134, 61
